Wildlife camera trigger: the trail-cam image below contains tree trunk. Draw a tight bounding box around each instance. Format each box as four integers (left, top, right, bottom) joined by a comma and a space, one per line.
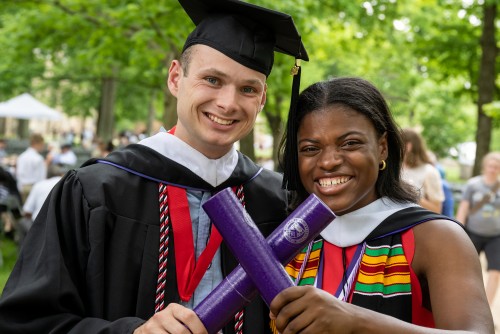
147, 90, 157, 136
17, 119, 30, 139
97, 76, 117, 143
0, 118, 6, 137
239, 128, 255, 161
266, 95, 284, 172
473, 4, 497, 176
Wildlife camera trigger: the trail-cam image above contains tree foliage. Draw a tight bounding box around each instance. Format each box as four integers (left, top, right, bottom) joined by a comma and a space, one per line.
0, 0, 498, 172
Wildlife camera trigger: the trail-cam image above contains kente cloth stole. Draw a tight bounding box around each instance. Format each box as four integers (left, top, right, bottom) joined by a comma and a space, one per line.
350, 233, 413, 322
283, 233, 414, 324
155, 183, 247, 334
286, 239, 324, 286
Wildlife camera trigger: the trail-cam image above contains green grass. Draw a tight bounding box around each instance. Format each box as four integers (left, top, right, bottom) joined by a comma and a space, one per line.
0, 235, 18, 292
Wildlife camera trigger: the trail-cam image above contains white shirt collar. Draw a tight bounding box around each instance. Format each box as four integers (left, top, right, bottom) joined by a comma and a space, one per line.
138, 132, 238, 187
321, 197, 418, 247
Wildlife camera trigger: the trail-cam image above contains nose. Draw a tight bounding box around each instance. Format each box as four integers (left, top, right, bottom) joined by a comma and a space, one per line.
216, 86, 238, 113
317, 147, 342, 171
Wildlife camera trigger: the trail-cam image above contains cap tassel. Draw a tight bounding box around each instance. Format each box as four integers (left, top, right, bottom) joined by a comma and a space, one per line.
290, 59, 301, 76
282, 58, 302, 190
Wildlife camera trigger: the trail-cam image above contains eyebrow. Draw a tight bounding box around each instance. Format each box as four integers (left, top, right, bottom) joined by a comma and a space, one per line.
298, 130, 367, 144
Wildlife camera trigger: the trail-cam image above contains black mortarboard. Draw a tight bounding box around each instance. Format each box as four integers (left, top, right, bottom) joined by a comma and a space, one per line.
178, 0, 309, 77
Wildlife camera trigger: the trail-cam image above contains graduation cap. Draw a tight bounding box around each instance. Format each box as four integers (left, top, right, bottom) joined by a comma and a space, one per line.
179, 0, 309, 77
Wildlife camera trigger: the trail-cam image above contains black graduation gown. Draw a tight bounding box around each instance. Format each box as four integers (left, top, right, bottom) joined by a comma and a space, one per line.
0, 144, 287, 334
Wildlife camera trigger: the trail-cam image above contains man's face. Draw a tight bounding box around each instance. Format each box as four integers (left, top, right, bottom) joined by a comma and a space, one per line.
483, 157, 500, 179
168, 45, 267, 159
34, 141, 45, 153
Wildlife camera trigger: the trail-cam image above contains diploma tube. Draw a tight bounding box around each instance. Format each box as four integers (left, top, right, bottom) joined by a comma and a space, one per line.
195, 188, 334, 333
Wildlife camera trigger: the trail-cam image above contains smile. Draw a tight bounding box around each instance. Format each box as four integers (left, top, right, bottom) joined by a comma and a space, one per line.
206, 113, 235, 125
318, 176, 351, 187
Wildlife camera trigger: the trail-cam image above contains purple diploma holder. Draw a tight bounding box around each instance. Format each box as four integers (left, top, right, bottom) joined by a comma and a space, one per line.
195, 188, 335, 333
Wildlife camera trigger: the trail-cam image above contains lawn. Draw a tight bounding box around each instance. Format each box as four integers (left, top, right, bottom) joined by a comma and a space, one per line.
0, 235, 17, 292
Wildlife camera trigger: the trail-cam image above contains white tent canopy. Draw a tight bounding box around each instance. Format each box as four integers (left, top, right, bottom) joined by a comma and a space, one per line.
0, 93, 63, 121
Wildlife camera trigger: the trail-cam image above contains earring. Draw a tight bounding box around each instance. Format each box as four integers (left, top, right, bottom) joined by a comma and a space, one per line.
379, 160, 387, 171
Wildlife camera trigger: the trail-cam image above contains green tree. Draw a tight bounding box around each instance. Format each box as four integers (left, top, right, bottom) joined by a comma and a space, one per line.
409, 0, 499, 175
0, 0, 189, 141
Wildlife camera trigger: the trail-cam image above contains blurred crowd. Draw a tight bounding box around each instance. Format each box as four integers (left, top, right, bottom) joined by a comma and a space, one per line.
0, 128, 148, 248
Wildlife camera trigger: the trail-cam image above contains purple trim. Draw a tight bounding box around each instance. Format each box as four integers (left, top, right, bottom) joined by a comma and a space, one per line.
368, 217, 457, 241
96, 159, 208, 192
247, 167, 263, 183
96, 160, 264, 191
316, 243, 324, 288
333, 243, 364, 299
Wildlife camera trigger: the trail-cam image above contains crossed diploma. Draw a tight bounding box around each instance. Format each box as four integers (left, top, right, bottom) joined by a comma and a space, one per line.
194, 188, 336, 334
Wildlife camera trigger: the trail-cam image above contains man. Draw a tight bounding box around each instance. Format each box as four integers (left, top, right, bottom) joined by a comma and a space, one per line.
0, 0, 308, 333
15, 133, 46, 203
23, 164, 70, 221
47, 143, 78, 167
15, 164, 69, 246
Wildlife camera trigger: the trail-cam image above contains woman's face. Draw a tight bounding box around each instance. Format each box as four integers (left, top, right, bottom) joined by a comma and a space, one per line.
483, 157, 500, 179
297, 105, 387, 215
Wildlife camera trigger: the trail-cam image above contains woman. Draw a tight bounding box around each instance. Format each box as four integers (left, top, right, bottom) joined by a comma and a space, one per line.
456, 152, 500, 307
271, 77, 493, 333
401, 128, 445, 214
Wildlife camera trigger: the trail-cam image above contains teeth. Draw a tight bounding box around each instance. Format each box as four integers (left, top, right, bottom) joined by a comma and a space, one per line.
319, 177, 350, 187
208, 114, 234, 125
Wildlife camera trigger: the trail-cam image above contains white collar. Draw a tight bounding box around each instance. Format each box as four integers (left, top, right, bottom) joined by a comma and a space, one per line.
321, 197, 418, 247
138, 132, 238, 187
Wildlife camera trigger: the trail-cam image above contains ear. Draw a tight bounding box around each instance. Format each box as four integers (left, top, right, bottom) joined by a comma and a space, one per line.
379, 131, 389, 161
167, 60, 182, 98
259, 84, 268, 113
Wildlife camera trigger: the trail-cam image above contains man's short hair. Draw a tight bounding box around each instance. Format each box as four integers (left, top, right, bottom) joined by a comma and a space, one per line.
30, 133, 44, 145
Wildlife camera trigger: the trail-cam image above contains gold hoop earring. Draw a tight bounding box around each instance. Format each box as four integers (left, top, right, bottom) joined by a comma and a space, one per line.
379, 160, 387, 171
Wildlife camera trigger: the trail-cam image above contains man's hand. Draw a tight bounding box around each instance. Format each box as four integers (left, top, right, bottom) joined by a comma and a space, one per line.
134, 303, 208, 334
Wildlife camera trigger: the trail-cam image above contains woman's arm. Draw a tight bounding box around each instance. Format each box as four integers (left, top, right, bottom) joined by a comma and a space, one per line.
455, 200, 470, 225
270, 220, 493, 334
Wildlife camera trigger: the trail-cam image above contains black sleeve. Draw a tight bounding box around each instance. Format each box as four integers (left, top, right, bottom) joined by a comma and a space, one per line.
0, 171, 146, 333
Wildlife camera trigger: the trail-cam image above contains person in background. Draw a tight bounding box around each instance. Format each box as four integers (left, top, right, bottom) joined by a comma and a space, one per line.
15, 133, 46, 203
0, 165, 22, 239
23, 164, 70, 222
401, 128, 445, 213
90, 138, 114, 158
46, 143, 78, 167
270, 77, 493, 333
456, 151, 500, 307
98, 140, 114, 158
427, 150, 455, 217
437, 166, 455, 218
0, 0, 308, 333
0, 138, 8, 163
16, 164, 70, 246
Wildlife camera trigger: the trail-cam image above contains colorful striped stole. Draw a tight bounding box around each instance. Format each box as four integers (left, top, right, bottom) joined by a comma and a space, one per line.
270, 239, 323, 334
285, 239, 323, 286
350, 233, 413, 322
281, 234, 414, 323
354, 240, 411, 298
